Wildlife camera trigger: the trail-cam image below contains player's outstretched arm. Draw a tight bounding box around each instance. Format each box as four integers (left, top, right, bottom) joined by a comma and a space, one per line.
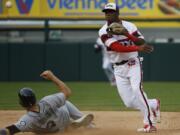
40, 70, 71, 98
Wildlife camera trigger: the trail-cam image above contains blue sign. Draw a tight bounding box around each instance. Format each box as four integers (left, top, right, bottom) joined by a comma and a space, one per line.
16, 0, 33, 14
0, 0, 2, 13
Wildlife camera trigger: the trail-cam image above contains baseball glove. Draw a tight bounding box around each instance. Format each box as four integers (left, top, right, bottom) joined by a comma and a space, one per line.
107, 22, 127, 35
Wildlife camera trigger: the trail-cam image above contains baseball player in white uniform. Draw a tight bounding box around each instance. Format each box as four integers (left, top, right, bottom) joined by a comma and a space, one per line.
0, 70, 94, 135
99, 3, 160, 133
94, 37, 116, 86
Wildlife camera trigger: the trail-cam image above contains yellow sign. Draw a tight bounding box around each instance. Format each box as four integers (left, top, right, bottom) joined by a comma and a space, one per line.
0, 0, 179, 19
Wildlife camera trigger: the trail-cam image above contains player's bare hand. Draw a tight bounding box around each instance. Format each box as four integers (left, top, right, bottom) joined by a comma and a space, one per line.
138, 44, 154, 53
40, 70, 55, 80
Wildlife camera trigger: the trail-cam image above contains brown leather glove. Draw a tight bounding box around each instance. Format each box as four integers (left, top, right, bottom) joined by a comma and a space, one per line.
107, 22, 128, 35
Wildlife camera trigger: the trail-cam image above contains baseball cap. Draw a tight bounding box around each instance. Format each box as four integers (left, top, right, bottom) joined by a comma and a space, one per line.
102, 3, 119, 12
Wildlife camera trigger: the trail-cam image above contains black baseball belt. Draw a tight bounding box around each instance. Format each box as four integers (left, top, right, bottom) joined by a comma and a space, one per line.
114, 60, 128, 66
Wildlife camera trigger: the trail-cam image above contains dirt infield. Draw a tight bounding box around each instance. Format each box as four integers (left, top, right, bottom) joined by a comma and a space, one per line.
0, 111, 180, 135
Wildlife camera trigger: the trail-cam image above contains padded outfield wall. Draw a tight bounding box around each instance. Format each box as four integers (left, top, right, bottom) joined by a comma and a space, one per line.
0, 42, 179, 81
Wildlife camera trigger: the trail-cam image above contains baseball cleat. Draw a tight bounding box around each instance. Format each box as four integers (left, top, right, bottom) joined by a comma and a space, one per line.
152, 99, 161, 123
137, 125, 157, 133
71, 114, 94, 128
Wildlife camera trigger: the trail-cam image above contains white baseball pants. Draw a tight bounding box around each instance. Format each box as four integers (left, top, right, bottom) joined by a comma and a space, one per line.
114, 57, 156, 125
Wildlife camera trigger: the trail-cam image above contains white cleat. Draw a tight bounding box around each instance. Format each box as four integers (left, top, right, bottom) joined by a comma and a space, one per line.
153, 99, 161, 123
71, 114, 94, 129
137, 125, 157, 133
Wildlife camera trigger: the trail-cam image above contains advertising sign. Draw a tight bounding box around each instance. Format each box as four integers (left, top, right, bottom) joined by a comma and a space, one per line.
0, 0, 179, 19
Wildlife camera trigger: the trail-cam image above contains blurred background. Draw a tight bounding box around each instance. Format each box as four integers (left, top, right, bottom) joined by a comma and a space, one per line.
0, 0, 180, 82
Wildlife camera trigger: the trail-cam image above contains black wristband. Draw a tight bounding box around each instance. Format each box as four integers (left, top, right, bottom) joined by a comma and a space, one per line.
6, 125, 20, 135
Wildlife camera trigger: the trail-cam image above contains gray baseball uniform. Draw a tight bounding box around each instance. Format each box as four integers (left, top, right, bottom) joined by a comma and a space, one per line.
95, 38, 115, 85
15, 93, 83, 133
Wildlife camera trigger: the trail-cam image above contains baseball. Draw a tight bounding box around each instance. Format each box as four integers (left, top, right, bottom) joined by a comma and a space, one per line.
5, 1, 12, 8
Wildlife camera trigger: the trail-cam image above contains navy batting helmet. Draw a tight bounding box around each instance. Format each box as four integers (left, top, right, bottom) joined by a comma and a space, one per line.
18, 88, 36, 108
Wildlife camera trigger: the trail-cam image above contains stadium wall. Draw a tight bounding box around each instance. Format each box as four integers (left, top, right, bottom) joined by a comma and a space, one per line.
0, 42, 179, 81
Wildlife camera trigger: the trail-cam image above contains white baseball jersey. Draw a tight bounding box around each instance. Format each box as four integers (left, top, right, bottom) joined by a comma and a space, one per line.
99, 20, 156, 126
15, 93, 71, 133
99, 20, 144, 63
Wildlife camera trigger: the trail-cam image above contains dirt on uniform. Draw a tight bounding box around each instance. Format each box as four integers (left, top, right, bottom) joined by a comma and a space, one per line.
0, 111, 180, 135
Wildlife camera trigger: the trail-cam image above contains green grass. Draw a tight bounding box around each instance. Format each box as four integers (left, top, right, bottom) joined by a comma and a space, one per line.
0, 82, 180, 111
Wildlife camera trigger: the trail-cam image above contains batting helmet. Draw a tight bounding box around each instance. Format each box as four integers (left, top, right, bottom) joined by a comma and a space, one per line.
18, 88, 36, 108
